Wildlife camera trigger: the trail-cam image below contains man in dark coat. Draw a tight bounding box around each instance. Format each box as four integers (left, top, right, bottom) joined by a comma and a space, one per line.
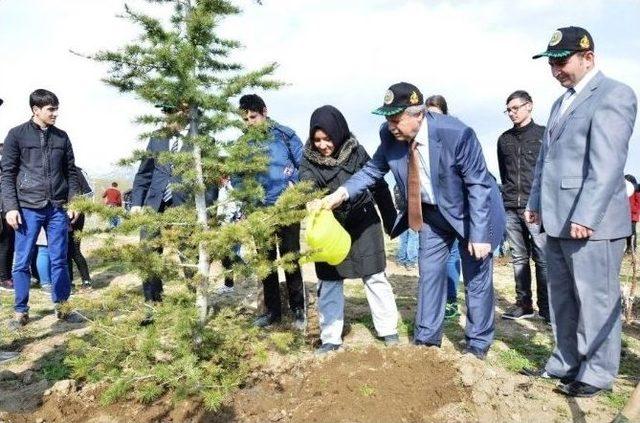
131, 105, 216, 324
300, 105, 398, 354
496, 90, 549, 323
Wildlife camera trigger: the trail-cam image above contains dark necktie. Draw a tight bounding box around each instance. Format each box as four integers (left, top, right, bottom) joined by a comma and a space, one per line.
407, 140, 423, 231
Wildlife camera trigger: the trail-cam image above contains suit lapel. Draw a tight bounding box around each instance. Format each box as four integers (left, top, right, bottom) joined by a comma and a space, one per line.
551, 71, 603, 143
426, 115, 441, 200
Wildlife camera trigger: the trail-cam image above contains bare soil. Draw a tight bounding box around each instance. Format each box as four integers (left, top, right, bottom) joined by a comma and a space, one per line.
1, 235, 639, 422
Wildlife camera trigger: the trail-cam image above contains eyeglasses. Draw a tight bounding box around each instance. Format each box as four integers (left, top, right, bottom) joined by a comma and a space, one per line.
503, 102, 530, 115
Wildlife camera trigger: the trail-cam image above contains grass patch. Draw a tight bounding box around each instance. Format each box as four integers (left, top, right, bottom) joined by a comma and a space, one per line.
269, 331, 301, 354
65, 290, 267, 411
601, 391, 630, 411
495, 334, 551, 372
359, 383, 376, 397
40, 350, 72, 381
397, 316, 414, 338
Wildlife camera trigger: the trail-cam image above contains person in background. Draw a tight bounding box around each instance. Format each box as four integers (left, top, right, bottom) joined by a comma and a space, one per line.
301, 105, 399, 354
34, 228, 52, 292
216, 175, 243, 294
0, 138, 15, 291
102, 181, 122, 228
238, 94, 306, 330
0, 97, 19, 362
393, 184, 418, 269
497, 90, 549, 323
625, 174, 639, 253
68, 212, 92, 289
425, 94, 461, 320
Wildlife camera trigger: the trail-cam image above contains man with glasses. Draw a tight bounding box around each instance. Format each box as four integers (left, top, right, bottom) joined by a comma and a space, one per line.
524, 26, 637, 397
497, 91, 548, 323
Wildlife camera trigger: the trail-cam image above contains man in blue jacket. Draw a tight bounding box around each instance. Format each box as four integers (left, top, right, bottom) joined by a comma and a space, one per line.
1, 89, 83, 329
239, 94, 305, 329
323, 83, 505, 359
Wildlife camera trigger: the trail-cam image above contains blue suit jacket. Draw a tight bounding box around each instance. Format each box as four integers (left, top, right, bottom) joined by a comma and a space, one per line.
343, 112, 505, 249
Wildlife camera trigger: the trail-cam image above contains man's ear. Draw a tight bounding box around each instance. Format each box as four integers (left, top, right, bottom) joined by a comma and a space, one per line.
262, 107, 268, 117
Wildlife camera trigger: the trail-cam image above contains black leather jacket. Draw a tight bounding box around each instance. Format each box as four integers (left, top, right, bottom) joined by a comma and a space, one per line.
497, 120, 544, 209
1, 120, 79, 211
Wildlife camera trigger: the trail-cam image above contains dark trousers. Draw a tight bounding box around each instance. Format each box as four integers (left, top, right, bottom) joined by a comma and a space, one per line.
505, 208, 549, 315
139, 200, 196, 302
221, 245, 242, 288
415, 205, 495, 351
0, 218, 15, 281
262, 223, 304, 317
627, 221, 637, 252
68, 232, 91, 282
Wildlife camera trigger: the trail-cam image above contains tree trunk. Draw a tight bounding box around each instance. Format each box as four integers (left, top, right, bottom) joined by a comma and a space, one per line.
190, 105, 210, 324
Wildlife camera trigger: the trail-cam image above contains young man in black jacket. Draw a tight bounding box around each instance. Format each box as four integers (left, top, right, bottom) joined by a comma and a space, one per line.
497, 90, 549, 322
1, 89, 83, 329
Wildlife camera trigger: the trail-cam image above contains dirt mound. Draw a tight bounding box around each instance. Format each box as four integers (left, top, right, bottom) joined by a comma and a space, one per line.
229, 346, 472, 423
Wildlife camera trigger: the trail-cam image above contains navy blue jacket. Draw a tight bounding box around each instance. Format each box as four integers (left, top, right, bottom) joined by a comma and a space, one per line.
343, 112, 506, 249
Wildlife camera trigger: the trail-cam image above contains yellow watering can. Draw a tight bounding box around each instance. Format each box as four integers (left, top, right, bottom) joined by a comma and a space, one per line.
303, 209, 351, 265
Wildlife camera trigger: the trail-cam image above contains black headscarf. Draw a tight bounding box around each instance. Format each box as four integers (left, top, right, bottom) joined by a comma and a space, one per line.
309, 105, 350, 155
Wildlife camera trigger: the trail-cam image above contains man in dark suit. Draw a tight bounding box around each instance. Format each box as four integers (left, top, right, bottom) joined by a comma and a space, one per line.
131, 104, 215, 323
323, 82, 505, 359
525, 26, 637, 397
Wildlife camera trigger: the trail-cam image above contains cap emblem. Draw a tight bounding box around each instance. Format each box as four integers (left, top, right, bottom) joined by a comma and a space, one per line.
383, 90, 394, 105
579, 35, 590, 49
409, 91, 420, 105
549, 30, 562, 46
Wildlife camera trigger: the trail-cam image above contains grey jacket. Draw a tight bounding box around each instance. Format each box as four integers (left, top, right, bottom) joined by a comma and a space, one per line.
527, 71, 637, 239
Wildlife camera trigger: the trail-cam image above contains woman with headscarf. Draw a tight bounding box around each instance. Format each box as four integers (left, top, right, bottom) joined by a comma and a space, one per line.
300, 105, 399, 354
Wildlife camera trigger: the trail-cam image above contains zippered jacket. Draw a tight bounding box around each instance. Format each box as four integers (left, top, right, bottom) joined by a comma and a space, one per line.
1, 120, 79, 211
497, 120, 544, 209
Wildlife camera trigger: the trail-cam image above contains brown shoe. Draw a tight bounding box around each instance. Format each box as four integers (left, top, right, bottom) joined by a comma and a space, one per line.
8, 312, 29, 331
0, 279, 13, 290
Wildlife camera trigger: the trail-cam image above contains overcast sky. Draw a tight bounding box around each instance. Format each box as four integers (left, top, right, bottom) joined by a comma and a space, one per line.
1, 0, 639, 180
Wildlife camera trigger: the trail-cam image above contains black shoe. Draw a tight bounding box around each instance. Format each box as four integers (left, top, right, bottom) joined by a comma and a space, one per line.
413, 339, 441, 348
556, 381, 606, 398
291, 308, 306, 331
253, 312, 281, 328
463, 345, 488, 360
520, 367, 573, 385
314, 343, 341, 356
502, 304, 535, 320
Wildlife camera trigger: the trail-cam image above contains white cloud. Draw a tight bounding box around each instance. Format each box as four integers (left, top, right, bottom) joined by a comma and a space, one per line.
0, 0, 638, 179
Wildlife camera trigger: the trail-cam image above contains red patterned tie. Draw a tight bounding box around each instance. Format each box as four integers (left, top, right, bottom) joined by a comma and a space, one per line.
407, 140, 423, 231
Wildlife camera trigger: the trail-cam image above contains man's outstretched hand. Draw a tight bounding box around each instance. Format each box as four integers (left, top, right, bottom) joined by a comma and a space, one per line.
321, 187, 348, 210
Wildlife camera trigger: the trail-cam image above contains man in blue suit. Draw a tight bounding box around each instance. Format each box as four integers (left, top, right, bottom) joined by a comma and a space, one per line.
323, 82, 505, 359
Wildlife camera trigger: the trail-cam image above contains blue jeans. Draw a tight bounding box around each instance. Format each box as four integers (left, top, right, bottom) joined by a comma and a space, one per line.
36, 246, 52, 285
396, 229, 419, 264
446, 239, 461, 303
13, 205, 70, 313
